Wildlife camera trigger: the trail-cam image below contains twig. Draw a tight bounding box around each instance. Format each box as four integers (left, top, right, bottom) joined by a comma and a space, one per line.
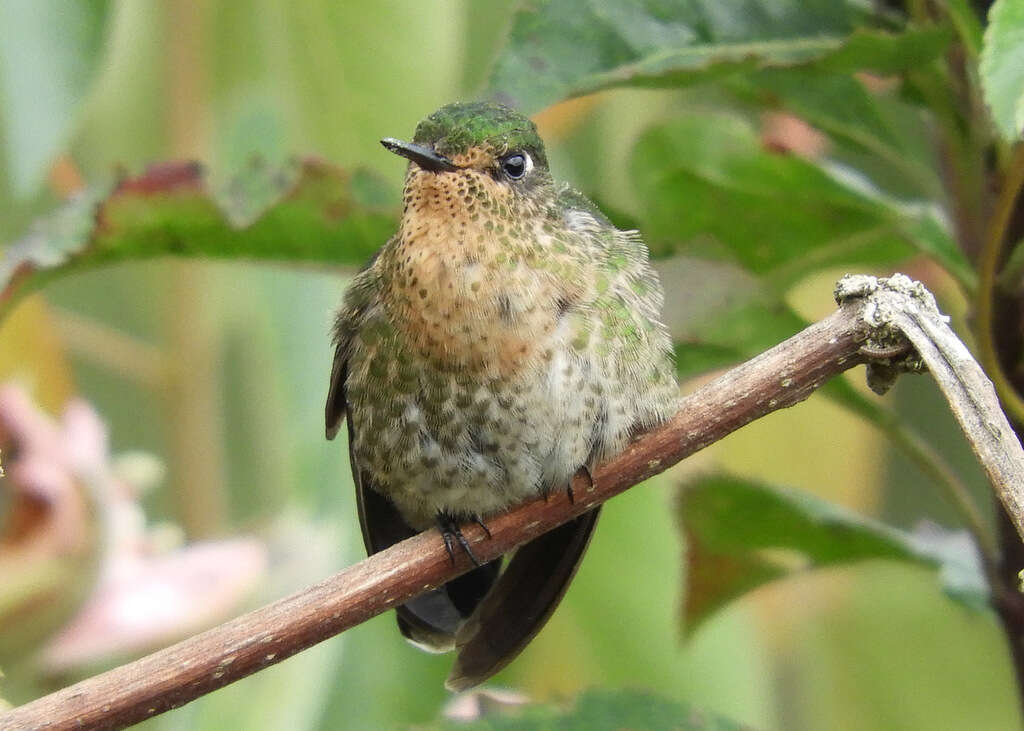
5, 274, 1023, 731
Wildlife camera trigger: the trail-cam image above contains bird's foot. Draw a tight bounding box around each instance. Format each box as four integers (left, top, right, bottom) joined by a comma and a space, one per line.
436, 512, 486, 567
474, 517, 492, 539
566, 464, 595, 504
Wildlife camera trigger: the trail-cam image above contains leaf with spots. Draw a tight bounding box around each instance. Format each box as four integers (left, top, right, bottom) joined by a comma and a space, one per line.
0, 158, 399, 318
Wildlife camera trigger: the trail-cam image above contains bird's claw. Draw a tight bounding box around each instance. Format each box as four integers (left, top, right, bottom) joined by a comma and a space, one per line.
436, 512, 486, 567
566, 464, 595, 505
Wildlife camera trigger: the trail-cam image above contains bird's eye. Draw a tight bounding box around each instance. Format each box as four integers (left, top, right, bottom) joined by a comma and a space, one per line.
500, 152, 531, 180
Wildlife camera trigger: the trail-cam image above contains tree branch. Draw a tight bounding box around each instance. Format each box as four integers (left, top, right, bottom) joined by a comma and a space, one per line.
5, 274, 1023, 731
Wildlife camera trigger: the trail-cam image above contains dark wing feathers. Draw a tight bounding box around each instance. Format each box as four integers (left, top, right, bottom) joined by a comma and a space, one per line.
329, 291, 504, 653
326, 251, 382, 440
325, 347, 348, 440
353, 423, 504, 651
446, 505, 601, 690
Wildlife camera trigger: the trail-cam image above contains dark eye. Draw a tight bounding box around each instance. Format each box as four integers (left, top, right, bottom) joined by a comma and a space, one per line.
500, 152, 530, 180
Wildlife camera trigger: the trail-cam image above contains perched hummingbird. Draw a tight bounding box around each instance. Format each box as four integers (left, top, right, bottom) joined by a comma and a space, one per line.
326, 101, 677, 690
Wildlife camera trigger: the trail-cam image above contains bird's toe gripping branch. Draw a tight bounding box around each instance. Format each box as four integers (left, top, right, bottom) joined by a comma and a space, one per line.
436, 512, 486, 567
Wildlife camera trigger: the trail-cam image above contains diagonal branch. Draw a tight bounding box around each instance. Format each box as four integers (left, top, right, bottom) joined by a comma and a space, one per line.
5, 274, 1023, 731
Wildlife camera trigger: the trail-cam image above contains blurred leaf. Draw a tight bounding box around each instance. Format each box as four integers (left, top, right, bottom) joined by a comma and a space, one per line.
730, 70, 943, 200
0, 0, 112, 194
0, 158, 399, 318
980, 0, 1024, 140
0, 297, 75, 411
672, 292, 808, 382
678, 473, 989, 634
436, 688, 749, 730
813, 25, 951, 73
942, 0, 985, 57
487, 0, 946, 113
815, 369, 891, 425
630, 113, 966, 288
821, 162, 973, 289
674, 341, 748, 380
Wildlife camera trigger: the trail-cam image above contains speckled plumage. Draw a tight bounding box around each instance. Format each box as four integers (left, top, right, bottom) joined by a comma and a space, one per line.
326, 102, 677, 687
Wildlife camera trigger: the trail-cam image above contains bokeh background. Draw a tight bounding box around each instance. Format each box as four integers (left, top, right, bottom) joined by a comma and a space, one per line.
0, 2, 1019, 729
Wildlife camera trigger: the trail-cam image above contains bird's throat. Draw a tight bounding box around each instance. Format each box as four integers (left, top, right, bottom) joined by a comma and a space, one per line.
378, 171, 577, 376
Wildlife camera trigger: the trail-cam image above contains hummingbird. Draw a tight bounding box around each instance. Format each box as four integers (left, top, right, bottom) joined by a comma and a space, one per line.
325, 101, 677, 690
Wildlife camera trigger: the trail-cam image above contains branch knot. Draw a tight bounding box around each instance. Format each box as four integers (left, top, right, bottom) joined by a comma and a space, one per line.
835, 273, 939, 393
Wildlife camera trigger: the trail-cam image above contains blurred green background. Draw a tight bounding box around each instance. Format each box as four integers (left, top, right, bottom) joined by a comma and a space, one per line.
0, 1, 1019, 729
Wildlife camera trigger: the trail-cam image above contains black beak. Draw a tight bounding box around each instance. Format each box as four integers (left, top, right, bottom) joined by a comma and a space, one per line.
381, 138, 458, 173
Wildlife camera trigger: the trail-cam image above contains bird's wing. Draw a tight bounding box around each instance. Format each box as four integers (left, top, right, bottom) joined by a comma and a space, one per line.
326, 254, 381, 440
326, 257, 502, 652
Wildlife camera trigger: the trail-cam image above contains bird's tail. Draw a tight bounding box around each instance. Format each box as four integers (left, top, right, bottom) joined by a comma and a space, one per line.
446, 506, 601, 690
356, 470, 600, 688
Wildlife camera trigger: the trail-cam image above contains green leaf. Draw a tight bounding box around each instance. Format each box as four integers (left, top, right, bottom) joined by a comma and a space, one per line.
980, 0, 1024, 140
824, 163, 974, 290
814, 25, 952, 73
664, 267, 912, 426
0, 158, 398, 317
631, 113, 968, 288
0, 0, 112, 194
435, 688, 749, 730
632, 113, 902, 278
671, 287, 809, 382
730, 70, 944, 200
940, 0, 985, 57
487, 0, 945, 113
678, 473, 989, 634
583, 27, 950, 97
664, 263, 888, 424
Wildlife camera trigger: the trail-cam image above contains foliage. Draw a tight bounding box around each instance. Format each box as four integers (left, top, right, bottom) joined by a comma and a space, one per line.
981, 0, 1024, 140
0, 160, 396, 316
0, 0, 113, 194
678, 473, 988, 635
2, 0, 1024, 729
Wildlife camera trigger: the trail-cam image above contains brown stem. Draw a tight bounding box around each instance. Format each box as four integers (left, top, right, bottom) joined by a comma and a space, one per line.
0, 303, 872, 729
162, 1, 227, 539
